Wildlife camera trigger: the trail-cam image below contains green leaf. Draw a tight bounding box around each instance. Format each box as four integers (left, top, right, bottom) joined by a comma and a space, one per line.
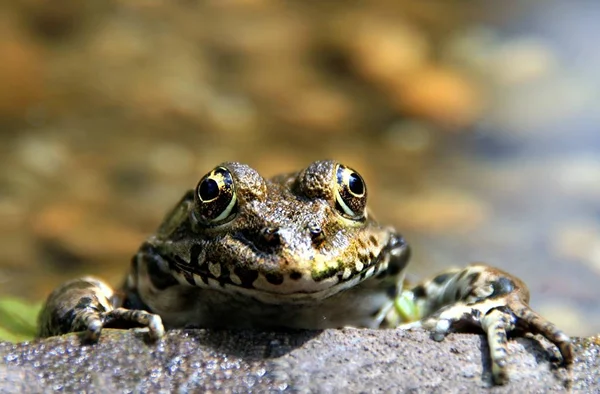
0, 297, 42, 342
394, 292, 420, 322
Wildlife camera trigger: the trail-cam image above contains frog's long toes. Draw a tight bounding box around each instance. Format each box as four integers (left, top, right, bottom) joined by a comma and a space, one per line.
547, 344, 564, 363
513, 305, 574, 364
397, 321, 423, 331
492, 362, 509, 385
85, 319, 103, 342
431, 319, 451, 342
147, 314, 165, 340
130, 309, 165, 340
541, 330, 573, 365
103, 308, 165, 340
481, 308, 512, 384
556, 335, 574, 365
405, 317, 452, 341
73, 308, 105, 342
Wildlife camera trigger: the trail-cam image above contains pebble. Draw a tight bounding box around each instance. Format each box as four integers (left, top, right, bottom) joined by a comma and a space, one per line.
0, 20, 44, 119
148, 144, 195, 177
553, 222, 600, 276
21, 0, 87, 38
485, 36, 559, 86
386, 189, 489, 234
205, 94, 259, 137
345, 16, 429, 87
391, 67, 482, 129
15, 136, 67, 177
31, 203, 145, 261
275, 87, 352, 132
0, 198, 27, 232
383, 120, 435, 154
445, 29, 558, 86
554, 155, 600, 200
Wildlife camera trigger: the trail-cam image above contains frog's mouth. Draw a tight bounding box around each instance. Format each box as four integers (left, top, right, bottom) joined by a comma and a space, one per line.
248, 233, 409, 304
172, 233, 410, 304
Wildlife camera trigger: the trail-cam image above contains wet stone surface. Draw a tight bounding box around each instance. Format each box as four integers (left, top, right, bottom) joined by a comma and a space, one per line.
0, 0, 599, 339
0, 329, 597, 393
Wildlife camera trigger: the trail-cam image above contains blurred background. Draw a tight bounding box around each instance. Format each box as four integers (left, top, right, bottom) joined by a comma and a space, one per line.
1, 0, 599, 340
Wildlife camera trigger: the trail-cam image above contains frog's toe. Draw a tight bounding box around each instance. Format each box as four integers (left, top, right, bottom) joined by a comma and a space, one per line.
147, 313, 165, 340
511, 304, 573, 365
102, 307, 165, 340
404, 318, 453, 341
85, 319, 104, 341
73, 309, 105, 342
409, 303, 480, 341
481, 307, 514, 385
480, 303, 573, 384
76, 307, 165, 341
404, 303, 518, 384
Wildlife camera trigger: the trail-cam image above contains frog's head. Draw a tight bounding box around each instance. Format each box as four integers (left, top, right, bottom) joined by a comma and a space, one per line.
187, 160, 410, 303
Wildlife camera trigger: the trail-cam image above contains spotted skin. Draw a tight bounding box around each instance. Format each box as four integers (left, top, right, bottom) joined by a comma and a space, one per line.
398, 264, 573, 383
38, 161, 573, 385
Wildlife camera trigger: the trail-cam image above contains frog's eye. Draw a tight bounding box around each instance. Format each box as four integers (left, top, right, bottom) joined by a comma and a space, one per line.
195, 166, 237, 224
334, 164, 367, 219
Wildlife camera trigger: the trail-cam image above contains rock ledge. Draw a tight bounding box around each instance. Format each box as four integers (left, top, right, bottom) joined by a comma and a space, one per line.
0, 328, 597, 393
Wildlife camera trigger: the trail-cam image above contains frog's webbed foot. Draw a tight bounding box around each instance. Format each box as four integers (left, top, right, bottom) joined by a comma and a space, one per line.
402, 264, 573, 385
38, 277, 164, 341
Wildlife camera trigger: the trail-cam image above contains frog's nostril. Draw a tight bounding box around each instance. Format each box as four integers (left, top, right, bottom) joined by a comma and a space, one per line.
308, 222, 325, 245
261, 226, 281, 246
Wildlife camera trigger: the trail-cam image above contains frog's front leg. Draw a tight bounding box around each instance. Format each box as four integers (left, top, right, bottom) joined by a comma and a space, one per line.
398, 264, 573, 384
37, 276, 164, 341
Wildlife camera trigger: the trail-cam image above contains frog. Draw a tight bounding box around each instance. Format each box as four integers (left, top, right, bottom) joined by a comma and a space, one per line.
37, 160, 573, 385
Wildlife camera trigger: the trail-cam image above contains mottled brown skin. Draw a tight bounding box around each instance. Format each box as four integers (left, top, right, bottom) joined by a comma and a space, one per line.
38, 160, 573, 385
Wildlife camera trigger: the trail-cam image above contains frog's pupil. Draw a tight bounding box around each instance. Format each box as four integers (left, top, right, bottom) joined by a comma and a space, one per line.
200, 178, 219, 201
348, 173, 364, 195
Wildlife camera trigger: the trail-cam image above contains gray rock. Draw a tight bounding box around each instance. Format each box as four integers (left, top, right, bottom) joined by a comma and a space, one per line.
0, 328, 597, 393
